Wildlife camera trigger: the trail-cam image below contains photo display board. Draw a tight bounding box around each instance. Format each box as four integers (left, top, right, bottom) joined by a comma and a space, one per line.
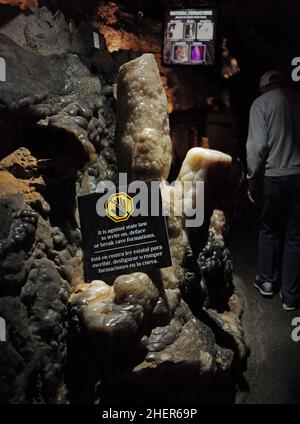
162, 9, 218, 66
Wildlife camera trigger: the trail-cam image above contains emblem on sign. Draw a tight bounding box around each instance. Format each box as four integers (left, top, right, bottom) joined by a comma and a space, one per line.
105, 192, 134, 223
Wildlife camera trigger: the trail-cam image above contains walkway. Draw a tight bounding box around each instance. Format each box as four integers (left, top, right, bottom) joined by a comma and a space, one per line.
229, 210, 300, 404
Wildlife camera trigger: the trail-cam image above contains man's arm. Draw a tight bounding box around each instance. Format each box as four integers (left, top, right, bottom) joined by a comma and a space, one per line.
246, 102, 268, 202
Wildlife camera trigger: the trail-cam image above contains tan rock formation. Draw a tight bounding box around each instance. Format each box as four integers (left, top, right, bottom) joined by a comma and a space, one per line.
116, 53, 172, 181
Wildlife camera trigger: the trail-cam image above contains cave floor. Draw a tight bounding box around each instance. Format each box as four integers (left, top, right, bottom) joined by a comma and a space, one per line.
229, 207, 300, 404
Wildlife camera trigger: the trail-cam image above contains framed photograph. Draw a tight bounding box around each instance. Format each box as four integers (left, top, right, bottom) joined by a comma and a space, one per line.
167, 21, 184, 40
173, 42, 189, 63
190, 43, 206, 62
184, 21, 196, 40
197, 21, 214, 41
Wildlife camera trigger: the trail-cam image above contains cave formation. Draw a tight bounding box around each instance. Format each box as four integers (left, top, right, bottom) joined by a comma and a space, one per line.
1, 0, 299, 407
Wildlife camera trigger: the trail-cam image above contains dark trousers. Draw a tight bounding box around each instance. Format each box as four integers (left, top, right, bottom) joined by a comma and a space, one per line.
258, 175, 300, 305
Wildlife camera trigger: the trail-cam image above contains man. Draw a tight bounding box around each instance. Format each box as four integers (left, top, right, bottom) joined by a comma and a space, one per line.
246, 70, 300, 311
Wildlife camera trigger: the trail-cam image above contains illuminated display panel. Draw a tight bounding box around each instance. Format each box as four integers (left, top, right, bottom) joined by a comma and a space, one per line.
163, 9, 218, 66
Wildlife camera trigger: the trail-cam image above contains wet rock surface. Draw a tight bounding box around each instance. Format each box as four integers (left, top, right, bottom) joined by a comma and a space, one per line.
0, 190, 70, 403
66, 54, 248, 404
0, 5, 117, 404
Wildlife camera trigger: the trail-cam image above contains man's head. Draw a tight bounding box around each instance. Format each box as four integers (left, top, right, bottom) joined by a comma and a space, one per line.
260, 70, 283, 93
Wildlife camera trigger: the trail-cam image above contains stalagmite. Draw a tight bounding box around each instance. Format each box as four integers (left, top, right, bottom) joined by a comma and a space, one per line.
177, 147, 232, 219
70, 272, 172, 342
68, 53, 247, 404
116, 53, 172, 180
159, 148, 232, 288
178, 147, 232, 183
114, 53, 235, 294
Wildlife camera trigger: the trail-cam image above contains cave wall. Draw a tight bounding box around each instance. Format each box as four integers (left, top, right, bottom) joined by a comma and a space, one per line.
0, 0, 240, 175
0, 4, 117, 403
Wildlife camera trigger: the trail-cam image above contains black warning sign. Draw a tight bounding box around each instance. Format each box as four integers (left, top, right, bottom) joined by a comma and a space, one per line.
77, 181, 172, 281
